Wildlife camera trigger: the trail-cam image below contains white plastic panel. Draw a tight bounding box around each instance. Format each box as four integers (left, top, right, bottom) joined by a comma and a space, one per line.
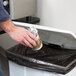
9, 61, 59, 76
9, 61, 24, 76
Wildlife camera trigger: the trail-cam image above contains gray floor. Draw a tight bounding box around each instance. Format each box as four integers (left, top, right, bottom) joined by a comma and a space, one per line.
0, 47, 9, 76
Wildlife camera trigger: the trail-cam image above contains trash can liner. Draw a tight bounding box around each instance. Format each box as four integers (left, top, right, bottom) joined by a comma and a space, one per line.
6, 42, 76, 74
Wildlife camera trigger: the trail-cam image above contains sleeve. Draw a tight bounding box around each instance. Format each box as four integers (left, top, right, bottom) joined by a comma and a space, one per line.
0, 0, 10, 22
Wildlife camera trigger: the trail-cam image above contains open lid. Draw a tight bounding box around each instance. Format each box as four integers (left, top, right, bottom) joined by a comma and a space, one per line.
13, 21, 76, 50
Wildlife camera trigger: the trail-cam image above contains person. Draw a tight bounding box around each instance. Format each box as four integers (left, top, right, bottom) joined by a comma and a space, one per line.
0, 0, 38, 76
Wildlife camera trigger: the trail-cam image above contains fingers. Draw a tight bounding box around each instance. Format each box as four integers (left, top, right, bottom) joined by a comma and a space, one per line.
23, 38, 33, 48
25, 30, 38, 42
24, 34, 37, 47
20, 41, 26, 46
17, 37, 34, 48
9, 27, 38, 48
21, 40, 34, 48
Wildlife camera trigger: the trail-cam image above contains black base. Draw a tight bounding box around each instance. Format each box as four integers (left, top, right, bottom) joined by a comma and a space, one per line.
13, 16, 40, 24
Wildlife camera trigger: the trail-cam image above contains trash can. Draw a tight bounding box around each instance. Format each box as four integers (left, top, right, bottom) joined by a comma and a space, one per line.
1, 22, 76, 76
6, 42, 76, 74
5, 22, 76, 76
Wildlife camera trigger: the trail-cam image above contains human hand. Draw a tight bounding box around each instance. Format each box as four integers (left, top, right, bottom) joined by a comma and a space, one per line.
7, 26, 38, 48
0, 19, 38, 48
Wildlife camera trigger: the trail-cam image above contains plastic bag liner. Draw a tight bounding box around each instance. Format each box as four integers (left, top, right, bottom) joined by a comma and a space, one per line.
6, 42, 76, 74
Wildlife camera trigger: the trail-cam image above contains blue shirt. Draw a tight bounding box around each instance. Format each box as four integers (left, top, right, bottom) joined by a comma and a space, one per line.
0, 0, 10, 22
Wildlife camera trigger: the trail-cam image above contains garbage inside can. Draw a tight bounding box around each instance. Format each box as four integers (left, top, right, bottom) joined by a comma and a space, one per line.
6, 42, 76, 74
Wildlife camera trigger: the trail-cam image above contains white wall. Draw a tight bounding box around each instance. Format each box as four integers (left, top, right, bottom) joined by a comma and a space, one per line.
10, 0, 37, 19
37, 0, 76, 34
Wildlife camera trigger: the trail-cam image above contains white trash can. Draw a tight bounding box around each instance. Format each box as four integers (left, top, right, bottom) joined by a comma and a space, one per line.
0, 22, 76, 76
9, 61, 59, 76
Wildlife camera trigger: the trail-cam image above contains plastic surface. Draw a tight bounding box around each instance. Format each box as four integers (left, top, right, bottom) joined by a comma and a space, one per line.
6, 42, 76, 74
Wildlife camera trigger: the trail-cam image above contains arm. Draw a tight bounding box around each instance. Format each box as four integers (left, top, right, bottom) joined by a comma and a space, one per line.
0, 1, 38, 48
0, 19, 38, 48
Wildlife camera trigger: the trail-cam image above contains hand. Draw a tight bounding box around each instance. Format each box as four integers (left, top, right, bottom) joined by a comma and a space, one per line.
0, 19, 38, 48
7, 26, 38, 48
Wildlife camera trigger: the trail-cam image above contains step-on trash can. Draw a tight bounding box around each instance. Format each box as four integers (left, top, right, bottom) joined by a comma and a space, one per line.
1, 22, 76, 76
